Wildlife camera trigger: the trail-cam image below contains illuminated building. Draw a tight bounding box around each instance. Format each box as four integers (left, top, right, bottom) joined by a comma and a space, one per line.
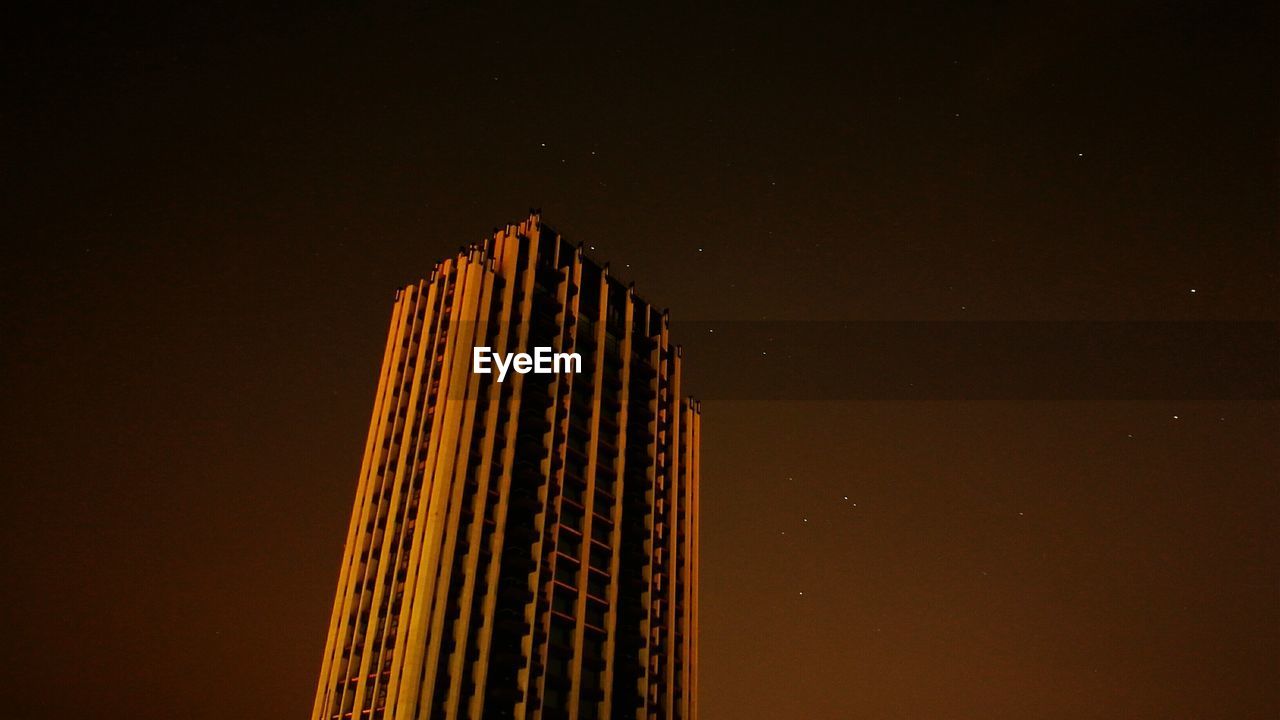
312, 213, 701, 720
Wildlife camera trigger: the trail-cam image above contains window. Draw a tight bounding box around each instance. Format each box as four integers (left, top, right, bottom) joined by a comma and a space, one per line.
564, 479, 584, 504
585, 600, 606, 629
590, 520, 612, 545
546, 654, 568, 681
589, 545, 610, 572
549, 618, 573, 647
587, 574, 608, 600
560, 503, 583, 531
543, 687, 564, 711
558, 531, 581, 559
554, 560, 577, 586
552, 590, 575, 617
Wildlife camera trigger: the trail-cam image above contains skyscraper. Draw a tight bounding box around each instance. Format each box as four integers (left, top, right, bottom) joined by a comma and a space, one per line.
312, 214, 701, 720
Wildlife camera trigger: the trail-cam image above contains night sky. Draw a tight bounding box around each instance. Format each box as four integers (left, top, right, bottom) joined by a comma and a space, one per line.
4, 3, 1277, 719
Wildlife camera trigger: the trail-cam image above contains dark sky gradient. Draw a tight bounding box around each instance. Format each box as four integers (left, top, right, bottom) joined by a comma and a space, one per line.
3, 3, 1277, 718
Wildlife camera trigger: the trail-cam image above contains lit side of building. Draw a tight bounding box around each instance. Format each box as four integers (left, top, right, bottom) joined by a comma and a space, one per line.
312, 214, 700, 720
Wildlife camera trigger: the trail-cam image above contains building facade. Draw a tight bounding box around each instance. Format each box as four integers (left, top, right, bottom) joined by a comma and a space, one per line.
312, 214, 700, 720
